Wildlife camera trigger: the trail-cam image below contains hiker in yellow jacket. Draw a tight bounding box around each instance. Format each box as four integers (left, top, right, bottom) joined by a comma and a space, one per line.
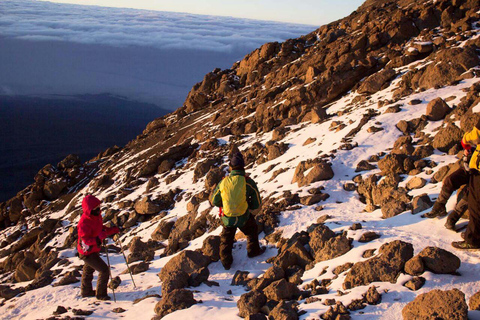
209, 151, 263, 269
453, 124, 480, 249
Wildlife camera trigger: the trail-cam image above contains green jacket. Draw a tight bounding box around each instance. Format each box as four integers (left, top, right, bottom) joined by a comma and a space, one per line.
210, 170, 261, 221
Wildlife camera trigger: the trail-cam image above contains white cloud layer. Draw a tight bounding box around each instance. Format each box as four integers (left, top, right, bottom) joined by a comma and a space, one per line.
0, 0, 314, 108
0, 0, 314, 52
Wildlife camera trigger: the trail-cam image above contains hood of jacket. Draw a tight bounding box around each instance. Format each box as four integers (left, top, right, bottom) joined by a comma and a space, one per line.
82, 195, 101, 217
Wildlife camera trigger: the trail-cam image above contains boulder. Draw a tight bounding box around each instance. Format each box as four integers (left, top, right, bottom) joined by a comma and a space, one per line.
358, 68, 396, 94
469, 291, 480, 310
127, 237, 155, 263
151, 220, 175, 241
358, 232, 380, 243
426, 98, 450, 121
344, 240, 413, 289
381, 199, 407, 218
411, 194, 433, 214
205, 167, 224, 191
263, 279, 301, 301
201, 235, 220, 262
402, 289, 468, 320
269, 301, 299, 320
193, 159, 218, 183
432, 123, 463, 153
404, 256, 425, 276
160, 270, 189, 295
273, 240, 314, 271
378, 153, 406, 175
406, 177, 426, 190
43, 179, 68, 201
134, 197, 161, 215
364, 286, 381, 305
158, 250, 210, 283
355, 160, 376, 172
0, 285, 23, 300
154, 289, 197, 318
417, 246, 461, 274
237, 290, 267, 318
14, 255, 40, 282
311, 107, 328, 124
292, 160, 334, 187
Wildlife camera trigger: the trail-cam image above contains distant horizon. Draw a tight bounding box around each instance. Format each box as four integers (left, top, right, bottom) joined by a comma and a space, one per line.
38, 0, 365, 26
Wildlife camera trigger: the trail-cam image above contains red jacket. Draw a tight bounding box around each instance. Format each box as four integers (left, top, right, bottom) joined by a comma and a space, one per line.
77, 195, 118, 256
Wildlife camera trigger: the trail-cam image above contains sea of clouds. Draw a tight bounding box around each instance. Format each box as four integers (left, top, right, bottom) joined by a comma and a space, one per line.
0, 0, 314, 107
1, 0, 313, 52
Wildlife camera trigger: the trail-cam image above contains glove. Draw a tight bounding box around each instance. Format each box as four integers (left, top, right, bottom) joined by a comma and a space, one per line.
461, 140, 472, 152
96, 237, 102, 246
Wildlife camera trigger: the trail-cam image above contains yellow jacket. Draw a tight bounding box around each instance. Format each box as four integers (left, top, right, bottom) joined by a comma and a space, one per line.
462, 126, 480, 170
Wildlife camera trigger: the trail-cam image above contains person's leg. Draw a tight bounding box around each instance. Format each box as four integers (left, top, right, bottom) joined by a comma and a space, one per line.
220, 226, 237, 269
445, 190, 468, 229
82, 252, 111, 299
453, 172, 480, 249
81, 260, 95, 297
427, 168, 469, 218
239, 214, 262, 257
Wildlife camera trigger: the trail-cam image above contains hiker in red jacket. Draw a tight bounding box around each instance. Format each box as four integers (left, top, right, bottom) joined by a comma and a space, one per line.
77, 195, 119, 300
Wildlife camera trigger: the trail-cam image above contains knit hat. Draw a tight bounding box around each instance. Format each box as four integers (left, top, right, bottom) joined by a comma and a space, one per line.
229, 152, 245, 169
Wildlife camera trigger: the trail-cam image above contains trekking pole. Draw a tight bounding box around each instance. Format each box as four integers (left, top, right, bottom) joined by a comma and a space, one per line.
104, 239, 117, 302
115, 236, 137, 289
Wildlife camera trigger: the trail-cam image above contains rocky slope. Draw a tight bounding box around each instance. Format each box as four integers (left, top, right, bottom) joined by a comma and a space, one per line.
2, 0, 480, 319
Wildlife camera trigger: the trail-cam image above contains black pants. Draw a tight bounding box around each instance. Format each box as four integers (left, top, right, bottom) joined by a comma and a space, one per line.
441, 167, 469, 200
220, 213, 260, 263
81, 252, 109, 297
466, 171, 480, 246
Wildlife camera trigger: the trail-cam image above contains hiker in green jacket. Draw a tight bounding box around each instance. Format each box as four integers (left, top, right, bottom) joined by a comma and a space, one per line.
209, 151, 263, 270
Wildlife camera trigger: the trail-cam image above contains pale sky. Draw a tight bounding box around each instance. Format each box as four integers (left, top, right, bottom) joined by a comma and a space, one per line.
39, 0, 365, 26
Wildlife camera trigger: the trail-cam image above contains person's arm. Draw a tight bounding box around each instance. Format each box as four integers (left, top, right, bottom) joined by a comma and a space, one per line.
462, 127, 480, 150
100, 226, 120, 239
246, 177, 261, 210
209, 182, 223, 207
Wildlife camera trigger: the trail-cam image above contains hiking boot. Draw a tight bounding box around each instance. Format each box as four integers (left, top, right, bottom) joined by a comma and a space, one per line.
451, 241, 480, 250
444, 216, 457, 230
422, 201, 447, 218
81, 289, 96, 298
247, 246, 266, 258
96, 295, 111, 301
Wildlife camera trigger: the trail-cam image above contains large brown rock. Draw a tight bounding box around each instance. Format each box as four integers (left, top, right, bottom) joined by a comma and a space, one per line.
292, 160, 334, 187
237, 290, 267, 318
154, 289, 197, 318
43, 179, 68, 201
426, 98, 450, 121
273, 240, 313, 271
127, 237, 155, 263
134, 197, 160, 215
469, 291, 480, 310
344, 240, 413, 289
14, 255, 40, 282
358, 68, 396, 94
158, 250, 210, 282
402, 289, 468, 320
193, 158, 218, 183
263, 279, 300, 301
432, 123, 463, 153
201, 235, 221, 262
378, 153, 406, 175
151, 220, 175, 241
417, 246, 461, 274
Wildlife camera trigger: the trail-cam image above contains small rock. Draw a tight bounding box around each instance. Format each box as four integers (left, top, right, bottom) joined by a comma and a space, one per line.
355, 160, 376, 172
358, 232, 380, 243
362, 249, 376, 258
405, 256, 425, 276
108, 276, 121, 290
53, 306, 68, 315
364, 286, 381, 305
406, 177, 426, 190
350, 223, 362, 230
404, 277, 426, 291
113, 308, 126, 313
418, 246, 461, 274
72, 309, 94, 316
411, 194, 433, 214
237, 290, 267, 318
426, 98, 450, 121
409, 99, 422, 105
